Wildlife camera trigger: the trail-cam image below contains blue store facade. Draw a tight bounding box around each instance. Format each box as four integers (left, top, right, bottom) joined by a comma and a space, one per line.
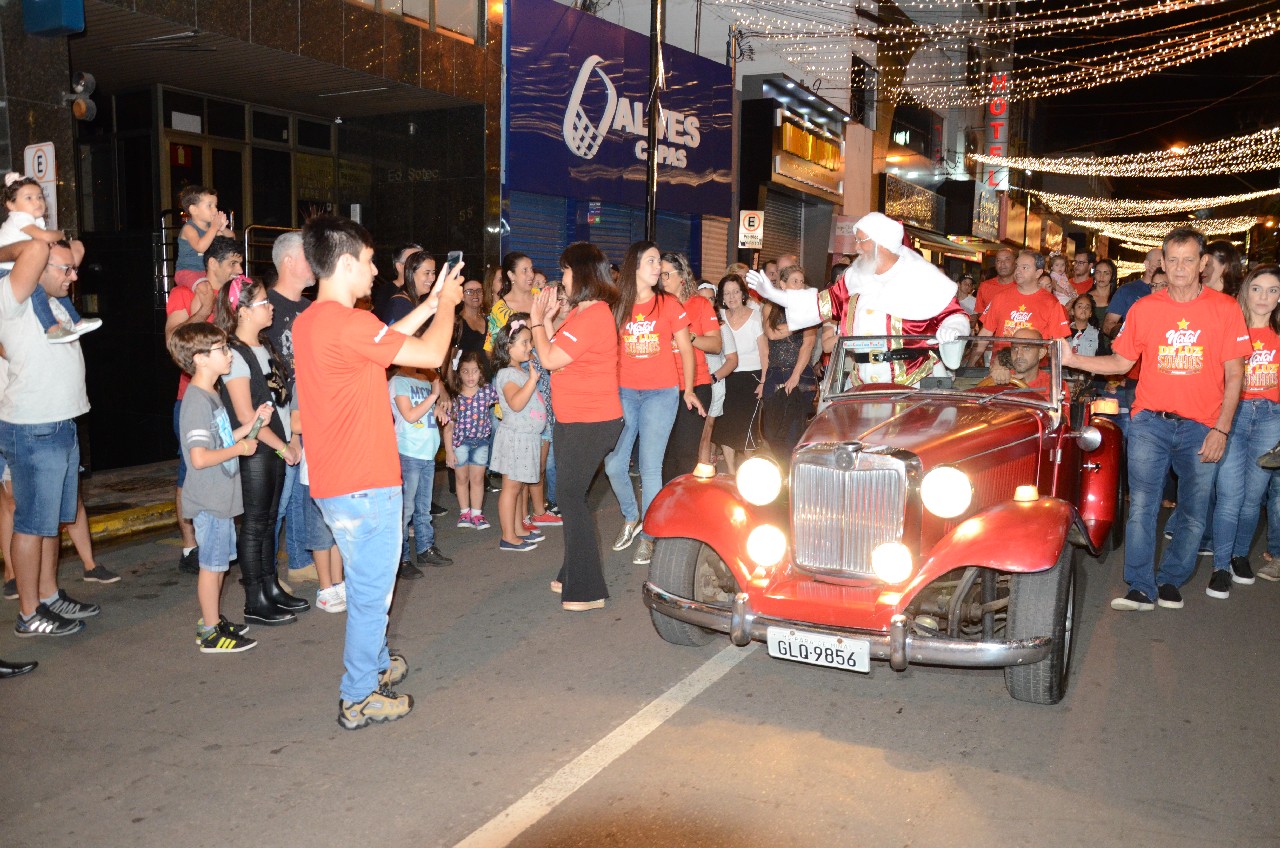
504, 0, 734, 277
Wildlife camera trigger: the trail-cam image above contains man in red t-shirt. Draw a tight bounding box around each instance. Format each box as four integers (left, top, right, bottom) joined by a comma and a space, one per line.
1070, 251, 1094, 295
974, 247, 1016, 316
965, 250, 1069, 366
1062, 226, 1250, 612
292, 215, 462, 730
163, 236, 242, 574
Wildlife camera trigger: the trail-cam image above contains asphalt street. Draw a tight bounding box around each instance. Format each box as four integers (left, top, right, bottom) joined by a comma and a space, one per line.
2, 489, 1278, 848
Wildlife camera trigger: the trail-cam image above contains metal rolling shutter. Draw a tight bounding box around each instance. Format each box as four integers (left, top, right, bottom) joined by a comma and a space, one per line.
589, 203, 646, 268
761, 191, 803, 263
506, 191, 569, 275
700, 215, 730, 279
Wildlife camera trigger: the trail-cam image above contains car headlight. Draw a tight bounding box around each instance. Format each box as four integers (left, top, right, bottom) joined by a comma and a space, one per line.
746, 524, 787, 568
871, 542, 913, 584
736, 456, 783, 506
920, 466, 973, 519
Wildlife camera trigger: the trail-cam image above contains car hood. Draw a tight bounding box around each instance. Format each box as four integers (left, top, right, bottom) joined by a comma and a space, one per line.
801, 394, 1044, 466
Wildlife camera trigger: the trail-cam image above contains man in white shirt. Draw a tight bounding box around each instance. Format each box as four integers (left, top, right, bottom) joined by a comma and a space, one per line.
0, 240, 100, 639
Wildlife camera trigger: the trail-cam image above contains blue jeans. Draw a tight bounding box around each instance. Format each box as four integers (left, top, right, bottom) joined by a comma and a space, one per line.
0, 418, 79, 536
317, 487, 402, 703
604, 387, 679, 540
400, 454, 436, 560
1125, 410, 1220, 599
275, 458, 313, 571
1211, 399, 1280, 570
30, 292, 82, 332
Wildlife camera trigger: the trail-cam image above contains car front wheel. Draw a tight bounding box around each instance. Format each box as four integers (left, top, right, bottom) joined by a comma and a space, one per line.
649, 537, 739, 647
1004, 541, 1076, 705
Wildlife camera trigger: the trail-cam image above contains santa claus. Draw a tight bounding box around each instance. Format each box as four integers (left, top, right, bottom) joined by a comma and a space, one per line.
749, 212, 970, 386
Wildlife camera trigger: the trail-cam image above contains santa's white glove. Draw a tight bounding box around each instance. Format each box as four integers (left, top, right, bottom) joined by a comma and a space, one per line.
746, 269, 789, 306
935, 314, 971, 370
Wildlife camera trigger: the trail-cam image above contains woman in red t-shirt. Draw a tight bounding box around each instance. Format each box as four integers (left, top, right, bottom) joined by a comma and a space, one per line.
660, 251, 718, 485
529, 243, 622, 611
1208, 264, 1280, 594
604, 241, 701, 568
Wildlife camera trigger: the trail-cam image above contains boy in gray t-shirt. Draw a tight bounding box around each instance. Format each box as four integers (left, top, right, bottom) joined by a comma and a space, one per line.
168, 323, 271, 654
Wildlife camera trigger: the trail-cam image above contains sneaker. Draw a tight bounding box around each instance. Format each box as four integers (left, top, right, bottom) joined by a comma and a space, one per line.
547, 503, 561, 516
1206, 569, 1232, 600
199, 621, 257, 653
15, 604, 85, 637
1157, 584, 1184, 609
457, 511, 474, 529
47, 325, 86, 344
397, 561, 424, 580
1258, 559, 1280, 582
530, 512, 563, 527
419, 545, 453, 567
179, 547, 200, 575
335, 581, 347, 604
194, 615, 250, 644
520, 529, 545, 543
1231, 556, 1256, 585
1199, 545, 1213, 558
316, 586, 347, 613
1111, 589, 1155, 611
338, 684, 413, 730
612, 520, 643, 552
471, 513, 491, 530
521, 517, 539, 534
44, 589, 100, 620
1259, 442, 1280, 469
633, 538, 655, 565
380, 653, 408, 687
82, 565, 120, 584
3, 579, 16, 600
499, 539, 539, 552
430, 501, 449, 516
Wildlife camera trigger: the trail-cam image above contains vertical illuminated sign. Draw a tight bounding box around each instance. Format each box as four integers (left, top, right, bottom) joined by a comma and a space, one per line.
985, 70, 1010, 191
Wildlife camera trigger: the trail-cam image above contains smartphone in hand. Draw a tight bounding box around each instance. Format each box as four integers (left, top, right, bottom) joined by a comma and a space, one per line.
441, 250, 463, 281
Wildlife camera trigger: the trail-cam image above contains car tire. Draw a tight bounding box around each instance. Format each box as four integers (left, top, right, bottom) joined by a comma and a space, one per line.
1004, 541, 1076, 705
649, 537, 736, 647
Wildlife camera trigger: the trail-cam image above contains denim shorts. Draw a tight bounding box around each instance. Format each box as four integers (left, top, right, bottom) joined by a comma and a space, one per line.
194, 512, 237, 572
454, 441, 490, 468
0, 418, 79, 536
303, 483, 336, 551
173, 399, 188, 488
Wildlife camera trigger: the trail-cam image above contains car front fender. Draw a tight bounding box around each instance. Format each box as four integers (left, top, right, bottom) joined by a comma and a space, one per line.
644, 474, 775, 588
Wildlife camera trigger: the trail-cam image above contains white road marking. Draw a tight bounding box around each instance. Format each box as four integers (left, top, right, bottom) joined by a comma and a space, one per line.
452, 643, 758, 848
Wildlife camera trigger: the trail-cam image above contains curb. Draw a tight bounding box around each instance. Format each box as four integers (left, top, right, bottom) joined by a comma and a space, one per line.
70, 502, 176, 548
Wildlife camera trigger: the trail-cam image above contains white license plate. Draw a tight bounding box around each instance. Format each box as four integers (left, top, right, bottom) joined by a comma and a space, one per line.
766, 626, 871, 674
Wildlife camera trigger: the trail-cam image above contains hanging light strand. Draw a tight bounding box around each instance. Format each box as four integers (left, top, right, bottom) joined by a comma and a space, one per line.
1029, 188, 1280, 218
1074, 216, 1261, 239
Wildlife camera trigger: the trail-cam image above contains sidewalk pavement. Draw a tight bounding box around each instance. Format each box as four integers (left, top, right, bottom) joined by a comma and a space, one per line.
74, 459, 178, 547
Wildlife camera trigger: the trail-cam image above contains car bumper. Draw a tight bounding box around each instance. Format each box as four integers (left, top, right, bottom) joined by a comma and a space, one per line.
642, 582, 1052, 670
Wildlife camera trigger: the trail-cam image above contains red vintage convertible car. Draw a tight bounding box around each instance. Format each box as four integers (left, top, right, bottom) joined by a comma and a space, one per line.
642, 335, 1122, 704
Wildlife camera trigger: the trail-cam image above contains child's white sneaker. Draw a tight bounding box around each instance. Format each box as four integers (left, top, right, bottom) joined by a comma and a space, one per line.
317, 584, 347, 613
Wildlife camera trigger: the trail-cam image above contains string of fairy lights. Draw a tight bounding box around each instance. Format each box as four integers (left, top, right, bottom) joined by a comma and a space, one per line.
1028, 188, 1280, 218
973, 127, 1280, 177
711, 0, 1280, 107
1073, 217, 1262, 239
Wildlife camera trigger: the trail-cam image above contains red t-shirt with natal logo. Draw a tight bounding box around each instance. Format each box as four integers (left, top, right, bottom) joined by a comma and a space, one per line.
673, 294, 720, 387
619, 293, 688, 390
1112, 287, 1252, 427
1242, 326, 1280, 402
974, 276, 1011, 317
981, 286, 1070, 340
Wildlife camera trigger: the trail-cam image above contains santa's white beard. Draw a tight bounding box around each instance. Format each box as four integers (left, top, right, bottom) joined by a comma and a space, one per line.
853, 250, 879, 277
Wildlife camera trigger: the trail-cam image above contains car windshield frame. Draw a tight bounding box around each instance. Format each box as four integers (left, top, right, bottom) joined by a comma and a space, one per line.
822, 334, 1066, 412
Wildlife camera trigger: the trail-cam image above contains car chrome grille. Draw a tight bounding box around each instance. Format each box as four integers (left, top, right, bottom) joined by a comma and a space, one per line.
791, 445, 907, 577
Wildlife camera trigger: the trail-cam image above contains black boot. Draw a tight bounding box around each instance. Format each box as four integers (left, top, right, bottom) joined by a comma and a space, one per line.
262, 566, 311, 613
244, 578, 298, 626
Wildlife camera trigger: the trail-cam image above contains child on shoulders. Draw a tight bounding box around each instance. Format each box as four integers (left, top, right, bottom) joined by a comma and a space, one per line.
0, 173, 100, 343
175, 185, 233, 291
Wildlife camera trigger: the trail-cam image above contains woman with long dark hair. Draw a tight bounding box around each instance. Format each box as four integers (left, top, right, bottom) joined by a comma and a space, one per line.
760, 264, 818, 470
528, 242, 622, 611
381, 251, 437, 325
487, 251, 538, 347
604, 241, 701, 567
213, 275, 310, 625
1204, 240, 1243, 297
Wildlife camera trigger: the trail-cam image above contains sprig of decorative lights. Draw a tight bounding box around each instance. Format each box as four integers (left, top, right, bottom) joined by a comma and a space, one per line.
1029, 188, 1280, 218
973, 127, 1280, 177
1076, 217, 1261, 239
